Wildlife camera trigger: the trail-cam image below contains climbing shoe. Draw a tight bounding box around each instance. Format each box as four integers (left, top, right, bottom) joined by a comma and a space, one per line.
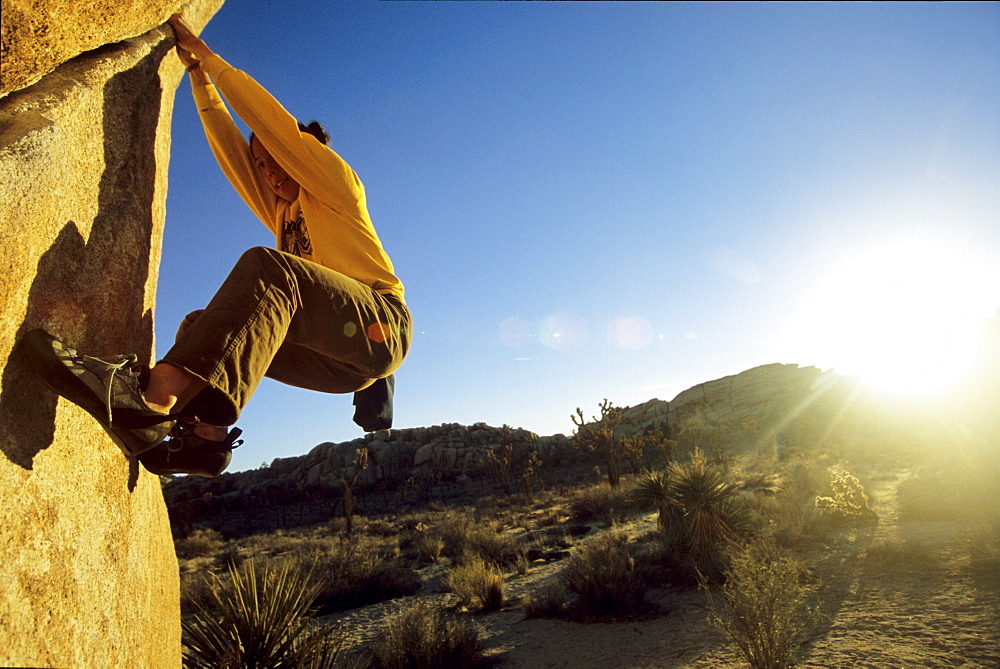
138, 421, 243, 478
22, 329, 177, 456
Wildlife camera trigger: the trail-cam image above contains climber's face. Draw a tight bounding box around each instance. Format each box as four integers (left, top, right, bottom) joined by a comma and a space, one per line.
250, 135, 300, 202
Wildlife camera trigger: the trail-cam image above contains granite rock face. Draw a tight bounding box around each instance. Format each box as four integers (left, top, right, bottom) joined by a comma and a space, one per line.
0, 1, 222, 667
1, 0, 184, 96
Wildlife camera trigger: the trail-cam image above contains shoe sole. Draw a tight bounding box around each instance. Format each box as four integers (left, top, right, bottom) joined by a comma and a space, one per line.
22, 329, 167, 456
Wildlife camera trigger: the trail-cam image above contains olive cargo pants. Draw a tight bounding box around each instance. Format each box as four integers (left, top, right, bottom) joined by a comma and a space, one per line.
161, 246, 410, 426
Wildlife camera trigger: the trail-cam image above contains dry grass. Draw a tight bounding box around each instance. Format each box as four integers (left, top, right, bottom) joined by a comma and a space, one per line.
171, 450, 1000, 666
863, 537, 938, 571
569, 479, 645, 524
521, 580, 568, 619
179, 527, 419, 616
446, 557, 506, 612
561, 529, 648, 618
176, 527, 225, 559
370, 599, 484, 669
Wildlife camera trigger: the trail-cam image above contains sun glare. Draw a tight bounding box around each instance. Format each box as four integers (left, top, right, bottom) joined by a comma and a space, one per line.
780, 237, 998, 397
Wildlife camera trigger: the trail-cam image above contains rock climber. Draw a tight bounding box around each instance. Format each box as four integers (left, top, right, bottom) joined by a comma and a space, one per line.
22, 13, 410, 477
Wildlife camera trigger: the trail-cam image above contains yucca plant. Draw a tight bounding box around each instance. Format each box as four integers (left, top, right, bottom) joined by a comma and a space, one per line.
666, 449, 752, 577
633, 468, 677, 528
183, 558, 347, 668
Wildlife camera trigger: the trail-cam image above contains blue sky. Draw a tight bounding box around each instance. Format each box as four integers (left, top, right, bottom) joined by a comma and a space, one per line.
159, 1, 1000, 471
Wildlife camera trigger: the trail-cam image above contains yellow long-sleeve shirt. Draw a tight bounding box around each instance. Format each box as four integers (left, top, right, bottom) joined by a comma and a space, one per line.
192, 53, 405, 301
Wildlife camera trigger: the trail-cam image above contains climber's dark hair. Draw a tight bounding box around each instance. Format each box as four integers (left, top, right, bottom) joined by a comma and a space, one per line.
248, 119, 330, 149
298, 120, 330, 146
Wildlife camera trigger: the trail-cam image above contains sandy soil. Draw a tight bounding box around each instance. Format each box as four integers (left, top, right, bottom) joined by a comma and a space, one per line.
323, 468, 999, 667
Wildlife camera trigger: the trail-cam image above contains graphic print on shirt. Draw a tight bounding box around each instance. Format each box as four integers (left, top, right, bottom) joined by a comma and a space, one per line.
281, 211, 313, 258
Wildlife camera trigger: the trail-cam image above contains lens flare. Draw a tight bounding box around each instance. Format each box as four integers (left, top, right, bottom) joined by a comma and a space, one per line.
539, 310, 589, 351
607, 316, 654, 350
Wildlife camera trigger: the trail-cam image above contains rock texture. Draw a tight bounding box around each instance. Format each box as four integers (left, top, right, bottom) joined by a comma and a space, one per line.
1, 0, 182, 97
0, 2, 222, 667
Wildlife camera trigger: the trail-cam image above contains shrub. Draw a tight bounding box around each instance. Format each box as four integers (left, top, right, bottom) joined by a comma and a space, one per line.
899, 460, 1000, 523
561, 530, 647, 618
434, 512, 526, 569
815, 469, 877, 527
413, 533, 445, 564
180, 568, 217, 615
521, 580, 567, 618
569, 481, 640, 525
446, 557, 506, 612
959, 517, 1000, 571
176, 527, 225, 559
215, 544, 244, 572
371, 599, 484, 669
706, 541, 817, 669
310, 536, 420, 613
183, 558, 346, 669
763, 490, 828, 551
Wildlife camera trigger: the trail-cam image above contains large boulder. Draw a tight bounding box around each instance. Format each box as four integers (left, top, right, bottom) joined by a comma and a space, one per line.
1, 0, 188, 97
0, 1, 222, 667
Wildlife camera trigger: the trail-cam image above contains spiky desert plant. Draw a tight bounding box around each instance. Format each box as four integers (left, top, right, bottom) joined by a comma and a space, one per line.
815, 469, 877, 527
667, 449, 752, 576
371, 599, 484, 669
633, 468, 678, 528
706, 541, 818, 669
183, 558, 345, 669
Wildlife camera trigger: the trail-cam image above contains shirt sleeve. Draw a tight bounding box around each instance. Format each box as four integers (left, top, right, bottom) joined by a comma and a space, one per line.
199, 53, 367, 220
191, 75, 280, 235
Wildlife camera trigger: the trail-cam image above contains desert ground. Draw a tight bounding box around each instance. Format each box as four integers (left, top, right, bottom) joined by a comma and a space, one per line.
285, 465, 998, 668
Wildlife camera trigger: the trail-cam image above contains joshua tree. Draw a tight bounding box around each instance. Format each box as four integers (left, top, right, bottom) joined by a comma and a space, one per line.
484, 443, 515, 497
338, 448, 369, 536
571, 399, 628, 487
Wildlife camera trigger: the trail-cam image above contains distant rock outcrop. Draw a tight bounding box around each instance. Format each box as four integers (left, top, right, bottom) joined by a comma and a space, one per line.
620, 363, 870, 458
0, 2, 222, 667
162, 363, 881, 530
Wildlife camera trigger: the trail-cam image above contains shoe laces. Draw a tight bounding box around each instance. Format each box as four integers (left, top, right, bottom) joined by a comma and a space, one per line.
75, 351, 139, 424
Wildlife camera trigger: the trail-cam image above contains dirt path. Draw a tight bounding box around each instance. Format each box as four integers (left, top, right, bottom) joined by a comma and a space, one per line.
791, 469, 1000, 668
327, 468, 999, 667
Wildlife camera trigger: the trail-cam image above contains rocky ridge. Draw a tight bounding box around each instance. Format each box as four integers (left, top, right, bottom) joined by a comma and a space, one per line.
163, 363, 867, 514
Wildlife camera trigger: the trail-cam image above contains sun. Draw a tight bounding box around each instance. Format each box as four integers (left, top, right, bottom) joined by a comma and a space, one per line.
779, 237, 998, 398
